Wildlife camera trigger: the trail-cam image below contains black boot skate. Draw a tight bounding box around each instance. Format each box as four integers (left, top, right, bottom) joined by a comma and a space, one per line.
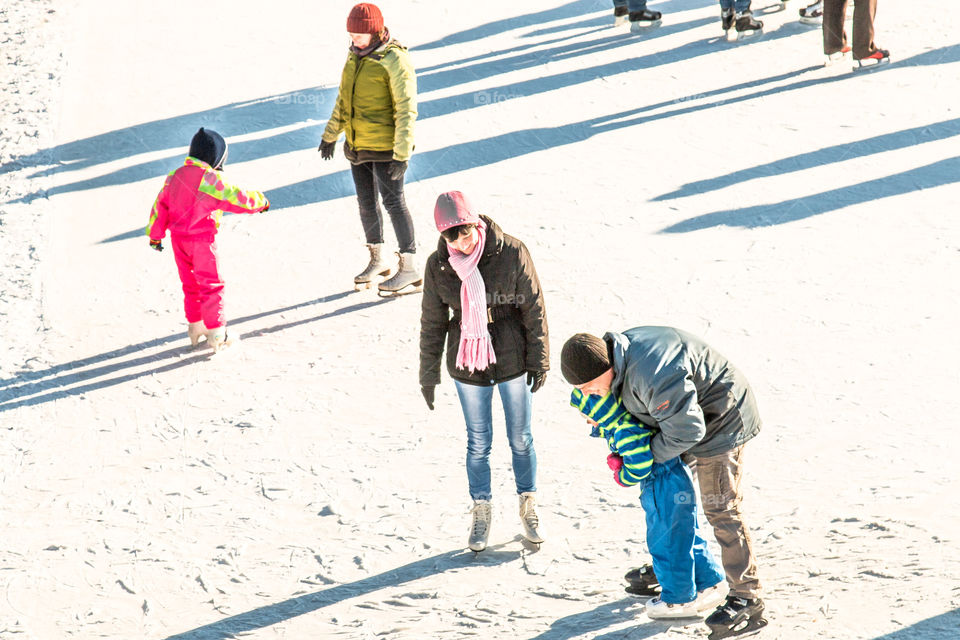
734, 10, 763, 39
623, 563, 660, 596
613, 5, 628, 26
705, 596, 768, 639
721, 7, 735, 31
629, 9, 662, 32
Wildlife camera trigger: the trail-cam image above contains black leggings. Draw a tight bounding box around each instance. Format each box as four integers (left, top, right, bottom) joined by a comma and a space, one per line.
350, 161, 416, 253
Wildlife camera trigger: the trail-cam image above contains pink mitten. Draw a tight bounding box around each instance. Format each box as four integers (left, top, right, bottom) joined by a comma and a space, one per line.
606, 453, 624, 472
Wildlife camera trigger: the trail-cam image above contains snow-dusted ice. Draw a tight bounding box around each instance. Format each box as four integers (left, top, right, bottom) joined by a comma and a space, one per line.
1, 0, 959, 638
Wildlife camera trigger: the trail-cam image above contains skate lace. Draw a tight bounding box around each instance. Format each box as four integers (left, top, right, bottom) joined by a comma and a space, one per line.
471, 502, 491, 535
520, 497, 539, 528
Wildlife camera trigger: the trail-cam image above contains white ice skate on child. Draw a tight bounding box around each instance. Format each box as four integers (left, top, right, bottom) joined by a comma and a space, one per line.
187, 321, 206, 348
205, 327, 236, 354
519, 492, 544, 544
468, 500, 492, 552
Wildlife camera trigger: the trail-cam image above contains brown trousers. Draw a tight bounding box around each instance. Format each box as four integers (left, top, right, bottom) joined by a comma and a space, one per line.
683, 446, 762, 598
822, 0, 879, 59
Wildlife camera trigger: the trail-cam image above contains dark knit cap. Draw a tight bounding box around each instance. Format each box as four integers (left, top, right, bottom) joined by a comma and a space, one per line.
188, 127, 227, 169
561, 333, 611, 385
346, 3, 384, 34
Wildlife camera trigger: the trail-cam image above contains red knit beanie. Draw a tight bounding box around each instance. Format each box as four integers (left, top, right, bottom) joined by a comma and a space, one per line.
346, 3, 384, 34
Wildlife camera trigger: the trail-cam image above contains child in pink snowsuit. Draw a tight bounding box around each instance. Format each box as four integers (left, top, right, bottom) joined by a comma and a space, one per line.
146, 127, 269, 350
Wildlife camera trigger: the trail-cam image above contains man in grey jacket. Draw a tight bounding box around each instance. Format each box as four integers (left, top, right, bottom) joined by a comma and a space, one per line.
561, 327, 765, 631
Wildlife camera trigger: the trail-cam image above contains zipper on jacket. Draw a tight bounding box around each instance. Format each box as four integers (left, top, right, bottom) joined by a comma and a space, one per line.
349, 56, 362, 149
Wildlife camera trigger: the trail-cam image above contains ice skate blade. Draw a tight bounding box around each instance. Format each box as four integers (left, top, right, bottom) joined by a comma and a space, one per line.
625, 584, 661, 597
798, 15, 822, 25
613, 15, 628, 26
707, 616, 768, 639
854, 57, 891, 72
735, 28, 763, 41
377, 282, 424, 298
630, 19, 661, 33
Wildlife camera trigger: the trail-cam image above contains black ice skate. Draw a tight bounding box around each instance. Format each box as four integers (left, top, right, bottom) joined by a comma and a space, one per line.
705, 596, 768, 640
734, 10, 763, 40
721, 7, 735, 32
624, 563, 661, 596
854, 48, 891, 71
629, 9, 662, 33
613, 5, 629, 26
798, 0, 822, 25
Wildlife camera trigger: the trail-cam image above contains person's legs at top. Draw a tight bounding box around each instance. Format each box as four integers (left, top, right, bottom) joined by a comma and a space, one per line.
851, 0, 880, 59
822, 0, 851, 54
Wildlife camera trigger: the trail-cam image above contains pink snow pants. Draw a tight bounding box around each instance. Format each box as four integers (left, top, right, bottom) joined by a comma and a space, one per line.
171, 235, 225, 330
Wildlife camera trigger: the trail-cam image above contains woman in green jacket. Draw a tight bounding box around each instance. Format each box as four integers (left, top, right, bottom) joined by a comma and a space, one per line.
319, 3, 421, 296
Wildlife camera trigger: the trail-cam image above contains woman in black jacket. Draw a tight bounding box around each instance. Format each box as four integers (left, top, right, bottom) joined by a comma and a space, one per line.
419, 191, 548, 552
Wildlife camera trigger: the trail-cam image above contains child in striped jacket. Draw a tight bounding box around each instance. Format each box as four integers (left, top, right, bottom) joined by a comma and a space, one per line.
570, 389, 726, 619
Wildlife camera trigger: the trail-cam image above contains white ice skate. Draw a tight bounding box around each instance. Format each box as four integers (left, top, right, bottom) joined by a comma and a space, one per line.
205, 327, 236, 354
645, 595, 704, 619
694, 584, 727, 613
468, 500, 492, 552
354, 243, 391, 291
187, 321, 206, 348
518, 492, 544, 544
377, 252, 423, 297
798, 0, 822, 25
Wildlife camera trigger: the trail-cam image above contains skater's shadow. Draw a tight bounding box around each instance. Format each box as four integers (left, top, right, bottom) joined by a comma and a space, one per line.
653, 116, 960, 202
658, 154, 960, 233
162, 544, 523, 640
869, 608, 960, 639
525, 597, 675, 640
0, 291, 389, 412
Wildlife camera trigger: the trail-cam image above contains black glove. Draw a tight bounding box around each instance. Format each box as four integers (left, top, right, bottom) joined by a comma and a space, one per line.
319, 140, 335, 160
387, 159, 407, 181
149, 239, 164, 252
526, 370, 546, 393
421, 385, 435, 410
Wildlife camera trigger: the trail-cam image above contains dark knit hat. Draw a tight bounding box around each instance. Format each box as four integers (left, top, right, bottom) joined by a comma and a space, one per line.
188, 127, 227, 169
434, 191, 480, 232
561, 333, 611, 385
346, 3, 384, 34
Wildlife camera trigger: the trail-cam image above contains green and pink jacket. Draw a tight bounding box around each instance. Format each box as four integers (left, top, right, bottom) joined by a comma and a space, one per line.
146, 157, 268, 241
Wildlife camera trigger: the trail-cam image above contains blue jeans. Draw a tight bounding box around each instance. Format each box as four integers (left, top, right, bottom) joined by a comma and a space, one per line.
719, 0, 752, 11
455, 375, 536, 501
640, 457, 724, 604
613, 0, 649, 11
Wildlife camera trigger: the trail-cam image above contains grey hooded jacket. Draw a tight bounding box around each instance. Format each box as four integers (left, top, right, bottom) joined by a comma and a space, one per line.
606, 326, 762, 462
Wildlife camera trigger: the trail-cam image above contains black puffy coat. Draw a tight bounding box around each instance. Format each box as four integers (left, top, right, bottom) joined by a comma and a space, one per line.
419, 216, 548, 387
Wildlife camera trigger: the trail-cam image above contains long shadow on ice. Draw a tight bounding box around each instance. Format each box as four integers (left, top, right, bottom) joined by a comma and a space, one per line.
653, 117, 960, 202
526, 597, 672, 640
658, 155, 960, 233
162, 545, 521, 640
413, 0, 597, 50
0, 292, 388, 412
868, 609, 960, 639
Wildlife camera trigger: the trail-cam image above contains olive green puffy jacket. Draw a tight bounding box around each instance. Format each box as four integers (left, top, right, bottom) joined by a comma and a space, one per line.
322, 41, 417, 161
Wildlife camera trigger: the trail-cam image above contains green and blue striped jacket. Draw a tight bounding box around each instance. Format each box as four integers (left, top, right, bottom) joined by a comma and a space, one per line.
571, 389, 656, 486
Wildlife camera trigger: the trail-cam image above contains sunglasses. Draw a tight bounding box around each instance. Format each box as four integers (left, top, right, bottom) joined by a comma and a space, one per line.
440, 224, 476, 243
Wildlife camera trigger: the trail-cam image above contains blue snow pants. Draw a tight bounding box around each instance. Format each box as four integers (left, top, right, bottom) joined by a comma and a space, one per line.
639, 456, 724, 604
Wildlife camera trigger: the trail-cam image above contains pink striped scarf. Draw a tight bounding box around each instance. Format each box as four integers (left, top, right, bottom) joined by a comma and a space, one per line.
447, 219, 496, 372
